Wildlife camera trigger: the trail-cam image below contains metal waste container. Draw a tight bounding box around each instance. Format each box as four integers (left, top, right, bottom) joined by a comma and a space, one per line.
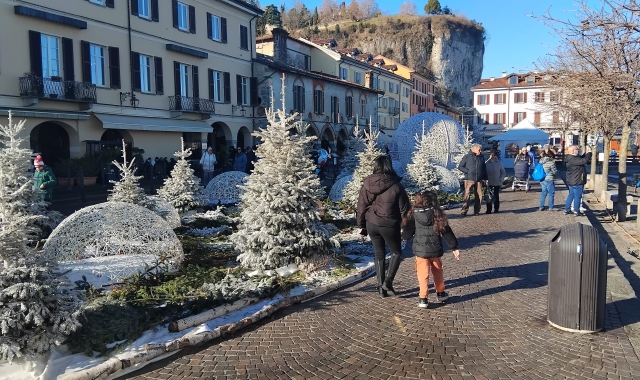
548, 223, 607, 333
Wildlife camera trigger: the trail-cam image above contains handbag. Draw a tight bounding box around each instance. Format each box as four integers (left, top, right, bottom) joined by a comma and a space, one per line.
483, 186, 494, 203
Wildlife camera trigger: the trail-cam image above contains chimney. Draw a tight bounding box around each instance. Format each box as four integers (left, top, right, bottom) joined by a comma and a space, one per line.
271, 28, 289, 64
502, 71, 507, 78
490, 77, 495, 81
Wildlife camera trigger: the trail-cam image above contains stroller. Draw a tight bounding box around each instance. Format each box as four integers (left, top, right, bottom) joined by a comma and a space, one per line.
512, 158, 530, 192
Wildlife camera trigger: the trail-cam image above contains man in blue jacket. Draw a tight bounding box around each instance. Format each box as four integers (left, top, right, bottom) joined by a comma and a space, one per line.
233, 146, 247, 172
457, 144, 488, 216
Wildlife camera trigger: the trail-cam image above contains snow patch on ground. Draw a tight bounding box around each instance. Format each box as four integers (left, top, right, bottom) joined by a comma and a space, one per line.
58, 254, 159, 288
184, 226, 229, 238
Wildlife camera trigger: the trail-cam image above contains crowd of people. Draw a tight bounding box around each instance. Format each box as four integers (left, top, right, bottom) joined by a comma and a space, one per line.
198, 145, 258, 186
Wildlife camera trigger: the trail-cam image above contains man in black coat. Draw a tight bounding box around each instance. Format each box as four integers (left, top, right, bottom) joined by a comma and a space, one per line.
564, 145, 592, 216
457, 144, 488, 216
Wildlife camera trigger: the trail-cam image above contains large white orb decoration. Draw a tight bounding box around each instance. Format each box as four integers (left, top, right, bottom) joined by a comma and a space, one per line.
205, 171, 248, 204
148, 196, 181, 228
392, 159, 406, 178
434, 165, 462, 193
390, 113, 465, 170
43, 202, 183, 283
329, 175, 353, 202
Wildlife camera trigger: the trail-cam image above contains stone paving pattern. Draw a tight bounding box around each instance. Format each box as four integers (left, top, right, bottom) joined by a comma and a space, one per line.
122, 180, 640, 380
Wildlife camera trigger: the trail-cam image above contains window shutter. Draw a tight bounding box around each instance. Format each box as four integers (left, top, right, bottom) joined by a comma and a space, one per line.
131, 52, 141, 91
208, 69, 214, 99
321, 91, 325, 114
154, 57, 163, 94
174, 61, 181, 95
29, 31, 42, 76
108, 47, 121, 89
523, 112, 527, 120
486, 94, 490, 105
106, 0, 114, 8
514, 93, 517, 102
503, 113, 506, 123
192, 65, 199, 98
476, 95, 480, 105
207, 13, 212, 39
221, 17, 227, 43
240, 26, 247, 49
302, 88, 305, 112
223, 72, 230, 103
151, 0, 159, 22
494, 94, 497, 104
131, 0, 138, 15
250, 77, 258, 106
81, 41, 91, 82
236, 75, 242, 104
189, 5, 196, 33
293, 86, 298, 110
524, 93, 527, 103
62, 38, 74, 81
313, 90, 318, 113
493, 114, 496, 124
172, 0, 178, 28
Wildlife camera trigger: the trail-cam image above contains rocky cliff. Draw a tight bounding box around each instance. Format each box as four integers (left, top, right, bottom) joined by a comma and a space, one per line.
298, 15, 485, 107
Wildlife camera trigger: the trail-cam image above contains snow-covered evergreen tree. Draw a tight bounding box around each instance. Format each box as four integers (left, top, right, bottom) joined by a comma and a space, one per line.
452, 125, 474, 179
108, 140, 151, 208
336, 118, 366, 180
0, 113, 60, 252
230, 76, 339, 271
342, 121, 384, 206
157, 138, 207, 213
403, 126, 439, 194
0, 111, 82, 362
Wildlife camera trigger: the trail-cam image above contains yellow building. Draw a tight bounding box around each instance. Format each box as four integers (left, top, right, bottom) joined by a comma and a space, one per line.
306, 39, 412, 136
0, 0, 262, 168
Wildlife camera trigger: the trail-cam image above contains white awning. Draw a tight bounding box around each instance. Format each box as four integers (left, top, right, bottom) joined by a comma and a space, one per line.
94, 114, 212, 133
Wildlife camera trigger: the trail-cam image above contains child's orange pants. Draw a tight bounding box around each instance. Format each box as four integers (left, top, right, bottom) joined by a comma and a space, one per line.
415, 257, 445, 298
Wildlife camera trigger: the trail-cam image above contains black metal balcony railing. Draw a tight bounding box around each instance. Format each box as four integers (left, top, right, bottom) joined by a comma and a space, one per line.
389, 106, 399, 115
19, 76, 97, 103
169, 96, 215, 114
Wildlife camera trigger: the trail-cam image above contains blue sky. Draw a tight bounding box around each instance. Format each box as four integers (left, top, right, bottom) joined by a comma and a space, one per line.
292, 0, 580, 78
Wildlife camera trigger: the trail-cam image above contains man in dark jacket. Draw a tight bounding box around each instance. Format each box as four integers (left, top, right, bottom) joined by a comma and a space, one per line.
457, 144, 487, 216
564, 145, 592, 216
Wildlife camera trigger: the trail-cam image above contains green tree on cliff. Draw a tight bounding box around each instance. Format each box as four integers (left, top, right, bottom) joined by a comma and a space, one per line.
424, 0, 441, 15
257, 4, 282, 36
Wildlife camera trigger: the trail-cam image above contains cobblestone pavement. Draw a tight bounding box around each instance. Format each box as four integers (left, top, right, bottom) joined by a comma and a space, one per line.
122, 180, 640, 380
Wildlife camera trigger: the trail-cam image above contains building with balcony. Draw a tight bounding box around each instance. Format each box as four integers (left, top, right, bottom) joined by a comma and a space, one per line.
254, 29, 381, 153
372, 55, 435, 117
0, 0, 262, 166
303, 39, 412, 137
471, 71, 581, 147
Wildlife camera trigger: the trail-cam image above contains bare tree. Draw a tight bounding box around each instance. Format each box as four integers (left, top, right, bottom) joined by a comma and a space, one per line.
359, 0, 380, 19
318, 0, 340, 23
398, 1, 418, 15
538, 0, 640, 221
346, 0, 361, 21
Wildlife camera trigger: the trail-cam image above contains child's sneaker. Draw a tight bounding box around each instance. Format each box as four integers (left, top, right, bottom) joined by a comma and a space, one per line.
436, 292, 449, 303
418, 298, 428, 308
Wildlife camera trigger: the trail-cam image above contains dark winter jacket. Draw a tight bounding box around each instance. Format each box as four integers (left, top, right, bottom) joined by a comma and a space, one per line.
233, 152, 247, 172
485, 158, 506, 187
356, 173, 410, 229
457, 151, 487, 181
401, 207, 458, 258
33, 166, 57, 201
565, 152, 592, 186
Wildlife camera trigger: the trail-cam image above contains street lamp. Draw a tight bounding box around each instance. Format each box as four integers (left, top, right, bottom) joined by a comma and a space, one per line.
232, 105, 246, 117
119, 92, 139, 108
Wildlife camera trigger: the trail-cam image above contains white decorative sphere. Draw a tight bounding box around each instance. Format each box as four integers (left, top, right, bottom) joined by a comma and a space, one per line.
392, 159, 406, 178
390, 113, 465, 170
43, 202, 183, 283
205, 171, 248, 204
148, 196, 181, 228
434, 165, 462, 193
329, 175, 353, 202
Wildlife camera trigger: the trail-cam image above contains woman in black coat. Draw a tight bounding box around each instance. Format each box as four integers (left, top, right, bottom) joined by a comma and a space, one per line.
402, 191, 460, 308
357, 155, 410, 297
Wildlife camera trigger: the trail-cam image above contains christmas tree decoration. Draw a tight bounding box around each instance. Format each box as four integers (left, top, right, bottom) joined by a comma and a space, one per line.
230, 75, 339, 271
108, 140, 151, 209
157, 138, 208, 213
0, 111, 82, 362
328, 175, 353, 202
434, 165, 462, 193
147, 196, 181, 229
342, 120, 384, 206
335, 118, 366, 181
403, 123, 439, 194
452, 125, 474, 179
204, 171, 248, 204
43, 202, 184, 283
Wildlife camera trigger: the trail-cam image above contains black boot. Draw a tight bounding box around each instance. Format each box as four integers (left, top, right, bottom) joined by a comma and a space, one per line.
374, 259, 387, 298
382, 254, 402, 296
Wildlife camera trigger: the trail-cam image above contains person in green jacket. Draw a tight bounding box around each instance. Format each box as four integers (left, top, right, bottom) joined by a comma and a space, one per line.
33, 155, 57, 201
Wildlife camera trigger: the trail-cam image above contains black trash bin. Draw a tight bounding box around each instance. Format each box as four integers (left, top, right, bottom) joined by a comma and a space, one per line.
548, 222, 607, 333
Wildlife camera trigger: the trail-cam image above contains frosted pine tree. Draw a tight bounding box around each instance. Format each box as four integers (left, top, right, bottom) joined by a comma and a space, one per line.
342, 121, 383, 206
108, 140, 151, 208
336, 118, 366, 180
0, 112, 60, 260
453, 125, 474, 179
230, 75, 339, 271
402, 126, 439, 194
0, 112, 82, 362
157, 138, 207, 213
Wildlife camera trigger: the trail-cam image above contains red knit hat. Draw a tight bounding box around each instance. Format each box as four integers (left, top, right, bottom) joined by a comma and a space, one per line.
34, 155, 45, 167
